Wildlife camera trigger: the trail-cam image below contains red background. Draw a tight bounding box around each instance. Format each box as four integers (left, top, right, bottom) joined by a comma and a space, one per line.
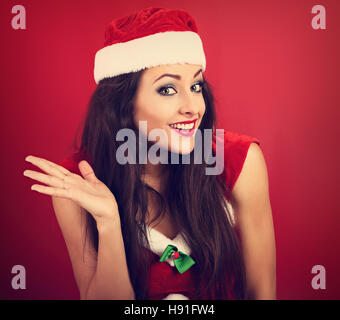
0, 0, 339, 299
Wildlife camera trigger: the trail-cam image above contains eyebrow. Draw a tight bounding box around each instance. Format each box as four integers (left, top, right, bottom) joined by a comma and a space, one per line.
153, 68, 203, 84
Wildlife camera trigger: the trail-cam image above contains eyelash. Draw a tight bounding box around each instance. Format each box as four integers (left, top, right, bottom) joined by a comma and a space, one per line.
157, 81, 204, 96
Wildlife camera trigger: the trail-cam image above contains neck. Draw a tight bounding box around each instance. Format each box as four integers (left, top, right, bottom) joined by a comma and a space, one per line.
143, 161, 168, 178
142, 162, 169, 192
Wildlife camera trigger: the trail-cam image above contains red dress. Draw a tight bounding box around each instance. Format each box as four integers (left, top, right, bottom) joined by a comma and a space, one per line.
58, 130, 260, 300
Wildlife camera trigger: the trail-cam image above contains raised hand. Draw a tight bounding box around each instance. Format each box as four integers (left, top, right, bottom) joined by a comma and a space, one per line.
23, 155, 119, 225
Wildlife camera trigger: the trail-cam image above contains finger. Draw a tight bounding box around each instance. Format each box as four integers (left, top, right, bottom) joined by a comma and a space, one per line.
23, 170, 69, 189
39, 157, 71, 175
30, 184, 71, 198
26, 155, 71, 175
78, 160, 98, 184
25, 155, 69, 179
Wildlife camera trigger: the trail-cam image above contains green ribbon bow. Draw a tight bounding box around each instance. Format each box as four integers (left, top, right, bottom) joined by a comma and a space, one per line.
159, 244, 195, 274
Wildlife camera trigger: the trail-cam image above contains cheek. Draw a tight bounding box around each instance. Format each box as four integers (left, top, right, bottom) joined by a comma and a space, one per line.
200, 97, 206, 113
196, 101, 206, 122
134, 102, 173, 131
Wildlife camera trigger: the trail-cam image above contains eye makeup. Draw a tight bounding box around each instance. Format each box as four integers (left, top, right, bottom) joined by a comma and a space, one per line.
157, 80, 204, 96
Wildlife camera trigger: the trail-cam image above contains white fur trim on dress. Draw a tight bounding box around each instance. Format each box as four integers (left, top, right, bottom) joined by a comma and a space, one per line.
144, 199, 234, 301
94, 31, 206, 84
143, 225, 191, 267
143, 199, 234, 265
163, 293, 189, 300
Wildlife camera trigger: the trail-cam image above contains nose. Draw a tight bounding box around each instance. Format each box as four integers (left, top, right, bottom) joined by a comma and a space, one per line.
178, 91, 201, 117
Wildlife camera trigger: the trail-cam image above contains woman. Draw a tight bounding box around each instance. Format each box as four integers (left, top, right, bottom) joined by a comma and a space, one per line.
23, 7, 276, 300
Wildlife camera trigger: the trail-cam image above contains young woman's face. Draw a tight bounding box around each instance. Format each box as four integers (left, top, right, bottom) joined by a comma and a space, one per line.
134, 64, 206, 155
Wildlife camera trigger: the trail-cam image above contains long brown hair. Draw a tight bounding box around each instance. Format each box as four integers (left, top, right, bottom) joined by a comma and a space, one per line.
73, 70, 246, 299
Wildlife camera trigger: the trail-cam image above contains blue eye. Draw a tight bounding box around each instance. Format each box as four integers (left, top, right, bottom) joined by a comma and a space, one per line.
157, 86, 177, 96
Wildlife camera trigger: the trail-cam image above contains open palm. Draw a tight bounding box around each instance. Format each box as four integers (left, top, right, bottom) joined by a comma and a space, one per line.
23, 155, 119, 224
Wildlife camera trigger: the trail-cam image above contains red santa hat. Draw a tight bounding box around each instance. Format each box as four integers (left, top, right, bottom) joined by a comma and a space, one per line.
94, 7, 206, 84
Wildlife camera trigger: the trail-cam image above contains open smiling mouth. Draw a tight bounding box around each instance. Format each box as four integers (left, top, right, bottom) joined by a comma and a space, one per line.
168, 118, 198, 137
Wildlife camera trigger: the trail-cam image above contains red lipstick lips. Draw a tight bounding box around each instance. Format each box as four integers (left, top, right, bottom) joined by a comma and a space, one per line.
168, 118, 199, 137
169, 118, 198, 126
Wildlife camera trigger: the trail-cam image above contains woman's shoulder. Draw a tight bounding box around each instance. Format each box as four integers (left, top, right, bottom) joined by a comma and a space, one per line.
58, 148, 92, 176
213, 130, 261, 193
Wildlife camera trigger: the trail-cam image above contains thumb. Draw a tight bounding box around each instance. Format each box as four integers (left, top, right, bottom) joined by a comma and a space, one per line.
78, 160, 98, 183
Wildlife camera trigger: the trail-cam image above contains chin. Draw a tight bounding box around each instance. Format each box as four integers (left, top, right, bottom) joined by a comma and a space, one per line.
169, 138, 195, 155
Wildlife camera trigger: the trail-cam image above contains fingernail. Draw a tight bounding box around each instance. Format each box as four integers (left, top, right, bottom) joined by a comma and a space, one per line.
23, 171, 28, 176
31, 185, 36, 191
25, 156, 31, 162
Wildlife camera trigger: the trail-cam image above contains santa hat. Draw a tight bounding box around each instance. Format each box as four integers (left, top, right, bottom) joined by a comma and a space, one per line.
94, 7, 206, 84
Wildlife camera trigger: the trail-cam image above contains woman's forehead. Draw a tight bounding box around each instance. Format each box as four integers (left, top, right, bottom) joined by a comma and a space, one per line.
142, 63, 203, 81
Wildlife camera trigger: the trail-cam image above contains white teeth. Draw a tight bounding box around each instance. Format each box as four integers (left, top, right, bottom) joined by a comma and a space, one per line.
169, 122, 194, 130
